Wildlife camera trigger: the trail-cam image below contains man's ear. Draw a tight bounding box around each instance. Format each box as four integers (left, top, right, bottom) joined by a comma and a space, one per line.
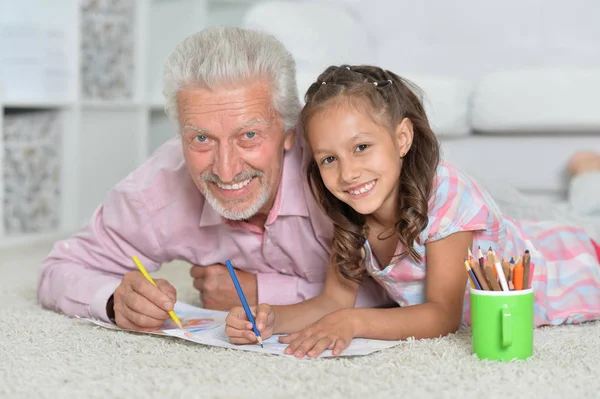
395, 118, 414, 157
283, 128, 296, 151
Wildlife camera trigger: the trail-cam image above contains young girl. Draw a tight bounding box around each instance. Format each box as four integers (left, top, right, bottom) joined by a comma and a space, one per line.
225, 65, 600, 358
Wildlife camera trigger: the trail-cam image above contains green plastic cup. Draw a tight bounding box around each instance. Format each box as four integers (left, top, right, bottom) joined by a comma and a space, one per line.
470, 287, 534, 361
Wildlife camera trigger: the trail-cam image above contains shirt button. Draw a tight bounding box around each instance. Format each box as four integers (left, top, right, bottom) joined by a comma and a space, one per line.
265, 238, 271, 244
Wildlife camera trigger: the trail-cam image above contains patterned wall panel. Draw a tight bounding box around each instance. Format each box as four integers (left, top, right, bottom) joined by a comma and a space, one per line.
2, 111, 62, 234
80, 0, 135, 100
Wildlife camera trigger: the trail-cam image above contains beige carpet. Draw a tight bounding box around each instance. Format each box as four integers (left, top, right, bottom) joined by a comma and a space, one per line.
1, 239, 599, 399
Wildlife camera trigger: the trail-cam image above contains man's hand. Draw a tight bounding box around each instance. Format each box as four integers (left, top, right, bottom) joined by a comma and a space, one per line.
113, 271, 177, 332
190, 263, 257, 310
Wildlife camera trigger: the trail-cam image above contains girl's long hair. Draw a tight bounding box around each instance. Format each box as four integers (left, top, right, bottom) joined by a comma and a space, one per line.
301, 65, 441, 283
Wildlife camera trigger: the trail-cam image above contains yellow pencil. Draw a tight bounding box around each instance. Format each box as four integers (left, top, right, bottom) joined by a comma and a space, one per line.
132, 255, 184, 330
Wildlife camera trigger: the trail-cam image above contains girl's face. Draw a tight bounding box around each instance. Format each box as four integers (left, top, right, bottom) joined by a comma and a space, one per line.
307, 103, 411, 219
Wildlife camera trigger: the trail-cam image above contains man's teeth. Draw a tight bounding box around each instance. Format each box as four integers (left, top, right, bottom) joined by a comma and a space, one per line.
217, 178, 253, 190
348, 181, 375, 195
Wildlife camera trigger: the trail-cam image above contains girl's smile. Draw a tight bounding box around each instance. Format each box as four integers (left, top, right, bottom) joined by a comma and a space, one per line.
344, 179, 377, 198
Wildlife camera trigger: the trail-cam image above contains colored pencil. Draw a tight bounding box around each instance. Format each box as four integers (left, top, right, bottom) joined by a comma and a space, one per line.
523, 250, 531, 290
478, 247, 484, 260
225, 260, 264, 348
501, 259, 511, 288
131, 256, 183, 330
464, 259, 482, 290
485, 263, 502, 291
468, 248, 533, 291
489, 250, 509, 291
508, 258, 516, 290
513, 260, 524, 290
470, 258, 490, 291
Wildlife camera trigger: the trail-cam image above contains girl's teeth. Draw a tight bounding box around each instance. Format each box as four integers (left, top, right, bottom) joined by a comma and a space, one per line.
217, 178, 252, 190
349, 181, 375, 195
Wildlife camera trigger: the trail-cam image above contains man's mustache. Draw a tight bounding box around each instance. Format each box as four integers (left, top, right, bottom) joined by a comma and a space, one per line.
201, 169, 264, 184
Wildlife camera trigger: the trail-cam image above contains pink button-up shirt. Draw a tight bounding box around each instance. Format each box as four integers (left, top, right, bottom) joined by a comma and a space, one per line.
38, 136, 391, 322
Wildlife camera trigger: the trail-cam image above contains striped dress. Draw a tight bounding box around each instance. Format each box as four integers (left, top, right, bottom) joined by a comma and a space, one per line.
363, 161, 600, 327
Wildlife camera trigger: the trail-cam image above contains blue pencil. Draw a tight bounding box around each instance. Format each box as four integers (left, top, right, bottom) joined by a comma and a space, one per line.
225, 260, 263, 348
464, 259, 483, 290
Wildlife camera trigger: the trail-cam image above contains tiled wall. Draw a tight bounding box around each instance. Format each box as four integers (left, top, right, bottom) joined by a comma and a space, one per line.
80, 0, 135, 100
2, 110, 62, 234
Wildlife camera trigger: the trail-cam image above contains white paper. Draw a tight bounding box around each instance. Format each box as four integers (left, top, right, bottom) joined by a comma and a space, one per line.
83, 302, 400, 358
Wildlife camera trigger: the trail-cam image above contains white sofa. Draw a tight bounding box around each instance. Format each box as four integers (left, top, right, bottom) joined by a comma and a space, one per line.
243, 0, 600, 204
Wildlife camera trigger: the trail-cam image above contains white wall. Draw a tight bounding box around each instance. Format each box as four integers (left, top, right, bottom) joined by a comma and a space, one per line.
320, 0, 600, 78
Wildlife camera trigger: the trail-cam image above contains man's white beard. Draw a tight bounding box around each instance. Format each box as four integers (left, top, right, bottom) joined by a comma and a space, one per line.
201, 179, 270, 221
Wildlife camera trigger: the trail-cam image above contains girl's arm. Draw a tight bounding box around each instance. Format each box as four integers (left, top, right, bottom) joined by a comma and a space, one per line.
271, 264, 360, 334
350, 231, 472, 340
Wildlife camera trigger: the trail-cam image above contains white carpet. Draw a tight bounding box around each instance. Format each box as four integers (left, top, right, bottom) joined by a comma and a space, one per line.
2, 239, 600, 399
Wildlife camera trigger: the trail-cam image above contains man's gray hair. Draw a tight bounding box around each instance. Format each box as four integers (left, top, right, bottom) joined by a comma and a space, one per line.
163, 26, 300, 131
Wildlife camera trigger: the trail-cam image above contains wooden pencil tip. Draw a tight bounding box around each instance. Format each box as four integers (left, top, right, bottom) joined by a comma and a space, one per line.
525, 249, 530, 253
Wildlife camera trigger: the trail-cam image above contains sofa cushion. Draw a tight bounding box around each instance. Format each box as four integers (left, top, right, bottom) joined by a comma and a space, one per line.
471, 68, 600, 134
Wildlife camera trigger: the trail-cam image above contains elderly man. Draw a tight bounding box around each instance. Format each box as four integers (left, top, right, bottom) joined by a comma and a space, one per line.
37, 26, 390, 331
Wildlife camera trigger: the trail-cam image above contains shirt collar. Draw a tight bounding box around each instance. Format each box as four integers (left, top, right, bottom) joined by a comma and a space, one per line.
198, 133, 310, 228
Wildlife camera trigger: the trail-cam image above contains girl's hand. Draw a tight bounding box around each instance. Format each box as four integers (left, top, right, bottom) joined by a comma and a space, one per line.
225, 303, 275, 344
279, 309, 356, 358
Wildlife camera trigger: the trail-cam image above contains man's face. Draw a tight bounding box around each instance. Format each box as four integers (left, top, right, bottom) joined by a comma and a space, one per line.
177, 80, 294, 220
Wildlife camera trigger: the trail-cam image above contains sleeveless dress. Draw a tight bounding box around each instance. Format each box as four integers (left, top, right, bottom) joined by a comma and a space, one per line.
362, 161, 600, 326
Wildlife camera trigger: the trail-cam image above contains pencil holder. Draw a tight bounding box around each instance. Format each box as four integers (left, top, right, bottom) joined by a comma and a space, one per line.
470, 287, 534, 361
